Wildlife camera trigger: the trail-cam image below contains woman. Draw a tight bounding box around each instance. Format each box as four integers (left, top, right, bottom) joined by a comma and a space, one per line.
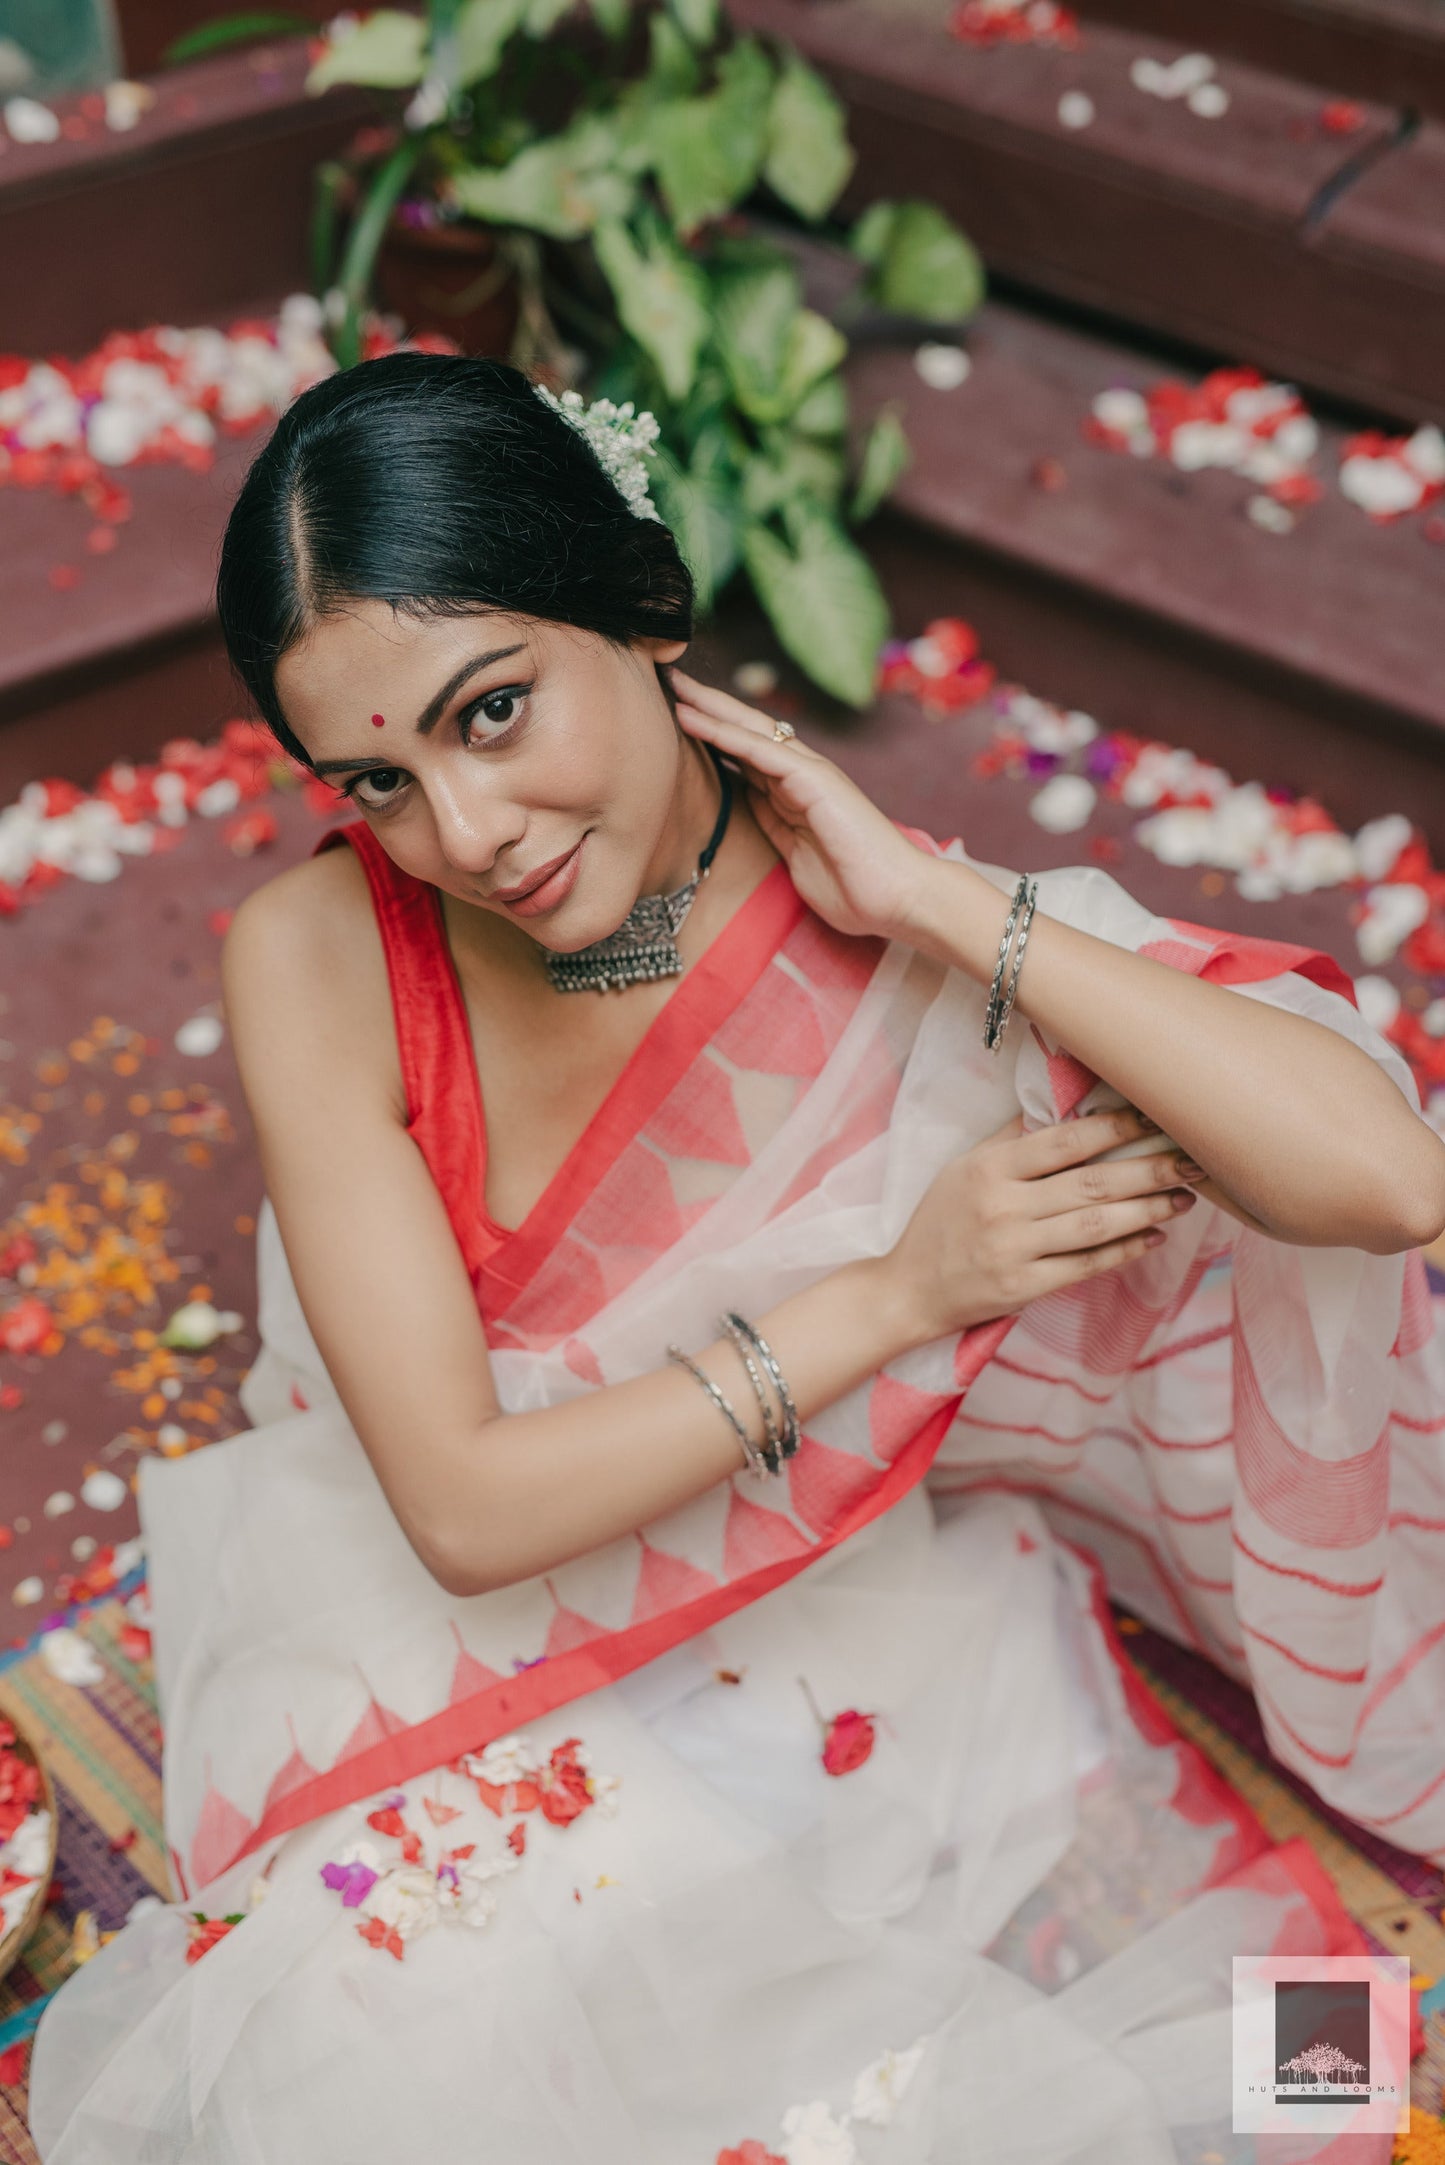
27, 355, 1445, 2162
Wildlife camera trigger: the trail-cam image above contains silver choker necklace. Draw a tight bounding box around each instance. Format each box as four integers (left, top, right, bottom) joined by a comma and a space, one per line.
545, 750, 733, 995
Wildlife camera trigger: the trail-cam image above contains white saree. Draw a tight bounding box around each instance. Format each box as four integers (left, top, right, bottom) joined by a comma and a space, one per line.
25, 844, 1441, 2164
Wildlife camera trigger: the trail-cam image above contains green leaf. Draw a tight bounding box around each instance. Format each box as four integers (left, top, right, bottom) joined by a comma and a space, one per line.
741, 507, 889, 707
668, 0, 718, 48
453, 0, 529, 84
163, 12, 314, 64
849, 199, 895, 268
645, 12, 701, 96
713, 265, 845, 426
711, 255, 801, 421
589, 0, 631, 37
764, 57, 854, 221
792, 373, 848, 439
741, 434, 845, 520
850, 401, 910, 522
778, 310, 847, 412
305, 10, 428, 92
653, 39, 773, 233
593, 218, 710, 399
652, 436, 742, 608
448, 122, 634, 239
524, 0, 574, 27
850, 200, 985, 323
332, 135, 426, 367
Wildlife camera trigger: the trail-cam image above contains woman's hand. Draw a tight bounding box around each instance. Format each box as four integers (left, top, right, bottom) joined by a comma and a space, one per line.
884, 1107, 1205, 1349
670, 668, 936, 942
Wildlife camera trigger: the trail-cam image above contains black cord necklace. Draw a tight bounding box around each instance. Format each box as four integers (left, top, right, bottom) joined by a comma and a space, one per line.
544, 745, 734, 994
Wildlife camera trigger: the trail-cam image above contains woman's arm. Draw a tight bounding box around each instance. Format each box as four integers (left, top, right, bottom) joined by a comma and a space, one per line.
422, 1106, 1188, 1595
905, 856, 1445, 1255
669, 670, 1445, 1259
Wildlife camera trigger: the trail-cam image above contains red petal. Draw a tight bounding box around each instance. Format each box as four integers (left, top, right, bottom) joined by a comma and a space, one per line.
822, 1710, 877, 1777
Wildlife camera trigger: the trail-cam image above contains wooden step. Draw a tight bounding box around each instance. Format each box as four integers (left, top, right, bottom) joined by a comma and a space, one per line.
0, 42, 370, 355
733, 0, 1445, 425
0, 41, 381, 799
1084, 0, 1445, 123
838, 294, 1445, 847
0, 432, 258, 804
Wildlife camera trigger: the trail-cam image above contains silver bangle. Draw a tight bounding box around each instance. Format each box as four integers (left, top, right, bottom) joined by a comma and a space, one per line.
983, 877, 1036, 1053
719, 1316, 783, 1474
982, 875, 1030, 1050
667, 1345, 770, 1479
988, 881, 1037, 1052
720, 1314, 800, 1462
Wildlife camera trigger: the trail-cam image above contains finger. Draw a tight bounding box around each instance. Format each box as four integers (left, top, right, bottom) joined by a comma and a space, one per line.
1025, 1224, 1172, 1301
1036, 1189, 1197, 1256
670, 668, 792, 737
1026, 1148, 1207, 1219
1006, 1109, 1154, 1177
675, 700, 808, 789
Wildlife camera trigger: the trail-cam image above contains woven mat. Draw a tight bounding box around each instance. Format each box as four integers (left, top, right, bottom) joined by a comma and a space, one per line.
0, 1572, 165, 2162
0, 1579, 1440, 2159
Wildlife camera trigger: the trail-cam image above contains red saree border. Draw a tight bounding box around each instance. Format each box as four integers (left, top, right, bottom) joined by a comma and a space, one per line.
476, 861, 805, 1307
1164, 915, 1359, 1007
218, 1313, 1018, 1877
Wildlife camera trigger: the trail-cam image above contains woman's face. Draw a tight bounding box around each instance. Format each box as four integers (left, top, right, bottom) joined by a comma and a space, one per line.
274, 601, 696, 952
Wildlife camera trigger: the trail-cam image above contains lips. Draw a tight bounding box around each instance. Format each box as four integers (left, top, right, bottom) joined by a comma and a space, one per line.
490, 842, 582, 904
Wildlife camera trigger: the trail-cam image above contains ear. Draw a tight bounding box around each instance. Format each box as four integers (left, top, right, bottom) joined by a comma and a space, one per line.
638, 636, 689, 667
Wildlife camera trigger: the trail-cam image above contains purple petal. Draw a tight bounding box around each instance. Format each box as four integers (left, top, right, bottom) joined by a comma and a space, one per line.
340, 1864, 379, 1908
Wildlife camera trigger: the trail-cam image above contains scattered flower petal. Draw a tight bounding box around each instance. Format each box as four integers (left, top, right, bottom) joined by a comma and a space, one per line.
912, 344, 971, 392
174, 1015, 223, 1058
850, 2037, 929, 2123
80, 1469, 127, 1511
822, 1710, 877, 1777
1029, 773, 1097, 833
779, 2098, 860, 2165
39, 1627, 103, 1685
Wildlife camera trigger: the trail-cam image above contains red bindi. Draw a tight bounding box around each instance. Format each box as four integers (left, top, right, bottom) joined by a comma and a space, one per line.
371, 713, 386, 727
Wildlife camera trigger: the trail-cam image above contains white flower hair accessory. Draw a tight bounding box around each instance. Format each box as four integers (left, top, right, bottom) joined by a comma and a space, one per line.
532, 383, 664, 524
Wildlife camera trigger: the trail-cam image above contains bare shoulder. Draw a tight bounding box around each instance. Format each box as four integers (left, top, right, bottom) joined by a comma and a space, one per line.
222, 841, 406, 1124
221, 840, 500, 1593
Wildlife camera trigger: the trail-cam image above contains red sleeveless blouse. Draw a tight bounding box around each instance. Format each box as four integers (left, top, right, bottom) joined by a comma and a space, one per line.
309, 819, 804, 1324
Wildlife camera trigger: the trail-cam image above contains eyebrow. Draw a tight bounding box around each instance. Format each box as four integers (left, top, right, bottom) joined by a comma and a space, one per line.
308, 644, 529, 776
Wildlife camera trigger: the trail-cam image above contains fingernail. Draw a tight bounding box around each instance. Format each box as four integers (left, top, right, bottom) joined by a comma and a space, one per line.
1175, 1160, 1205, 1180
1145, 1228, 1167, 1245
1171, 1189, 1198, 1211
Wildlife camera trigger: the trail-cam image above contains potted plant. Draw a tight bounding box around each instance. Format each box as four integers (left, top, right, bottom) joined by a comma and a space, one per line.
173, 0, 986, 706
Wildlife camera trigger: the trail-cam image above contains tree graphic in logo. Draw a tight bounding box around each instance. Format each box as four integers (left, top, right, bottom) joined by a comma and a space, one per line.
1279, 2044, 1368, 2084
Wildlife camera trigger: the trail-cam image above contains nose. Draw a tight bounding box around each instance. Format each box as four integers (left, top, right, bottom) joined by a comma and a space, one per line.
426, 775, 528, 881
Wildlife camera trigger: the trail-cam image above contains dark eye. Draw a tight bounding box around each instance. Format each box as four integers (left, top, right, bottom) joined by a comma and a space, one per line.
472, 686, 526, 738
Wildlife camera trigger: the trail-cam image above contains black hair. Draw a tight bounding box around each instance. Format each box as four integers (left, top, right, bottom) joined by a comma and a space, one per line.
215, 352, 695, 767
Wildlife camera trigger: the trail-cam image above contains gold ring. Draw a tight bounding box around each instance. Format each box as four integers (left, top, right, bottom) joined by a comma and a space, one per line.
772, 721, 796, 743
